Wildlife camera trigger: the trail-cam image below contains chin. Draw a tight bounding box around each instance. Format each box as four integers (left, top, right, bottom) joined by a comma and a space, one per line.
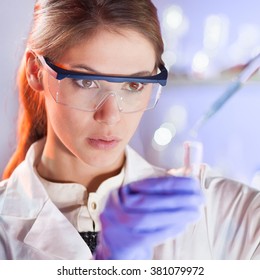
82, 148, 125, 169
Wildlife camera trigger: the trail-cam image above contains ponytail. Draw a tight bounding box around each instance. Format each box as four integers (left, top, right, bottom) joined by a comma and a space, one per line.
2, 57, 47, 179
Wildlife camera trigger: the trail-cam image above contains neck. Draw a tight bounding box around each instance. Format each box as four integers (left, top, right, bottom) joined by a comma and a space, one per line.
36, 137, 125, 193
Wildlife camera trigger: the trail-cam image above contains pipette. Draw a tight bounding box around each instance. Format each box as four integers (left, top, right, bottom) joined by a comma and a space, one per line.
190, 52, 260, 137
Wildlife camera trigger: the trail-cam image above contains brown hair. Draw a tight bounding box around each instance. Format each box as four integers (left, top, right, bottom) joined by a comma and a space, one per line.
3, 0, 164, 179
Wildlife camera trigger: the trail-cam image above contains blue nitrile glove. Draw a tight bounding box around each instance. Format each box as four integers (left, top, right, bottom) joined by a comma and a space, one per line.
95, 176, 204, 260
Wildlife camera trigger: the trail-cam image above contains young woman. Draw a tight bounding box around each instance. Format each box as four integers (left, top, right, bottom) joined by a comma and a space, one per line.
0, 0, 259, 260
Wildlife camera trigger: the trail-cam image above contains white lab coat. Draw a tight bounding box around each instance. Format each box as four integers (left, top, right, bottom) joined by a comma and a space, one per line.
0, 140, 260, 259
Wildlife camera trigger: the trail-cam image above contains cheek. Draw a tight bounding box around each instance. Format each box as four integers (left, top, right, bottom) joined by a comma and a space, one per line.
45, 95, 89, 138
122, 112, 144, 139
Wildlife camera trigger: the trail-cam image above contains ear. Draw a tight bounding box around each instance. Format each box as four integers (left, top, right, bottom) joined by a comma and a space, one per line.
25, 51, 44, 91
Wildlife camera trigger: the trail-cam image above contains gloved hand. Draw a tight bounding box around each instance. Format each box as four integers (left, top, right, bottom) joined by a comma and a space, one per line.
95, 176, 204, 260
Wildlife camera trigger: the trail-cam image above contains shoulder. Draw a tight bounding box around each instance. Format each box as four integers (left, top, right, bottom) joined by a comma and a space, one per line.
196, 165, 260, 259
201, 165, 260, 255
201, 164, 259, 200
0, 143, 49, 217
204, 174, 260, 216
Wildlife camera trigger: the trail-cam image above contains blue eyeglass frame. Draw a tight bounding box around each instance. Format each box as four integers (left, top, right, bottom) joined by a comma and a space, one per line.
39, 56, 168, 86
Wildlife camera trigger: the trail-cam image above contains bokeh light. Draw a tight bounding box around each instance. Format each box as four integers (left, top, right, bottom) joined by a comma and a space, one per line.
192, 51, 210, 74
153, 127, 173, 146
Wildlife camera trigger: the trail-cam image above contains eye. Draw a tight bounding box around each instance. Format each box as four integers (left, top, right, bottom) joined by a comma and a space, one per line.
124, 82, 145, 92
73, 79, 99, 89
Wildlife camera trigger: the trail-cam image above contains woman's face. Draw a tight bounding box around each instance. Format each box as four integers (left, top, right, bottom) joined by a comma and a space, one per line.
41, 28, 157, 171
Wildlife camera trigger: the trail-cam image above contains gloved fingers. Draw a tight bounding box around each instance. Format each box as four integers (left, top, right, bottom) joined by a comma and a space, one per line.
100, 205, 201, 231
135, 224, 189, 247
96, 224, 185, 260
96, 229, 153, 260
127, 176, 201, 194
131, 208, 201, 231
119, 187, 204, 211
99, 220, 190, 256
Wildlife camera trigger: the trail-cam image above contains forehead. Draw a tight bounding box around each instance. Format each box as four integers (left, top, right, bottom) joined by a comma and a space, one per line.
58, 28, 157, 75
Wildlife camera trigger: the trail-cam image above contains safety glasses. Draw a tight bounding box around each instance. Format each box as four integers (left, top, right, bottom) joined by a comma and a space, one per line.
37, 55, 168, 113
38, 56, 168, 85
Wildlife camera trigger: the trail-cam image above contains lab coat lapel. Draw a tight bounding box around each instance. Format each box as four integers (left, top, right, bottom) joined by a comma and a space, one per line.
23, 199, 92, 259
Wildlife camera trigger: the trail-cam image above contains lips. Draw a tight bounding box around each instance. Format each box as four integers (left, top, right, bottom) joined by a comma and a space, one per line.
87, 136, 121, 150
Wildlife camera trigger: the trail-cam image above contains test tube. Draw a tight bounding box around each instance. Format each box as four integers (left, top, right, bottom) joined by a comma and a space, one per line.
183, 140, 203, 177
168, 140, 203, 177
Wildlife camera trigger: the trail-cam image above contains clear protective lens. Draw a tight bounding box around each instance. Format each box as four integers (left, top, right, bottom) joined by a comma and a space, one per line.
47, 75, 162, 113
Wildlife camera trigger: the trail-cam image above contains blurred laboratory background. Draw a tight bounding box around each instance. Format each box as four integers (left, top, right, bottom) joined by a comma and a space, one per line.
1, 0, 260, 187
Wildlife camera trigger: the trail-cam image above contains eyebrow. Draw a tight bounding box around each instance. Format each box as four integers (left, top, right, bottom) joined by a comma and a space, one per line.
70, 64, 153, 77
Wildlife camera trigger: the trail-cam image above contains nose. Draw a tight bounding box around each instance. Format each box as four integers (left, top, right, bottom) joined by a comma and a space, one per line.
93, 93, 122, 125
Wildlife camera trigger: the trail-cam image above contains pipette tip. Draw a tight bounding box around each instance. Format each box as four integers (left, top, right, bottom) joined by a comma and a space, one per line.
189, 128, 198, 139
189, 116, 206, 139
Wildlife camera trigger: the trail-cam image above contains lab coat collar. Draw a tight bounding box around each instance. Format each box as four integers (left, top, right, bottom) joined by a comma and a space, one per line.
1, 139, 49, 218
